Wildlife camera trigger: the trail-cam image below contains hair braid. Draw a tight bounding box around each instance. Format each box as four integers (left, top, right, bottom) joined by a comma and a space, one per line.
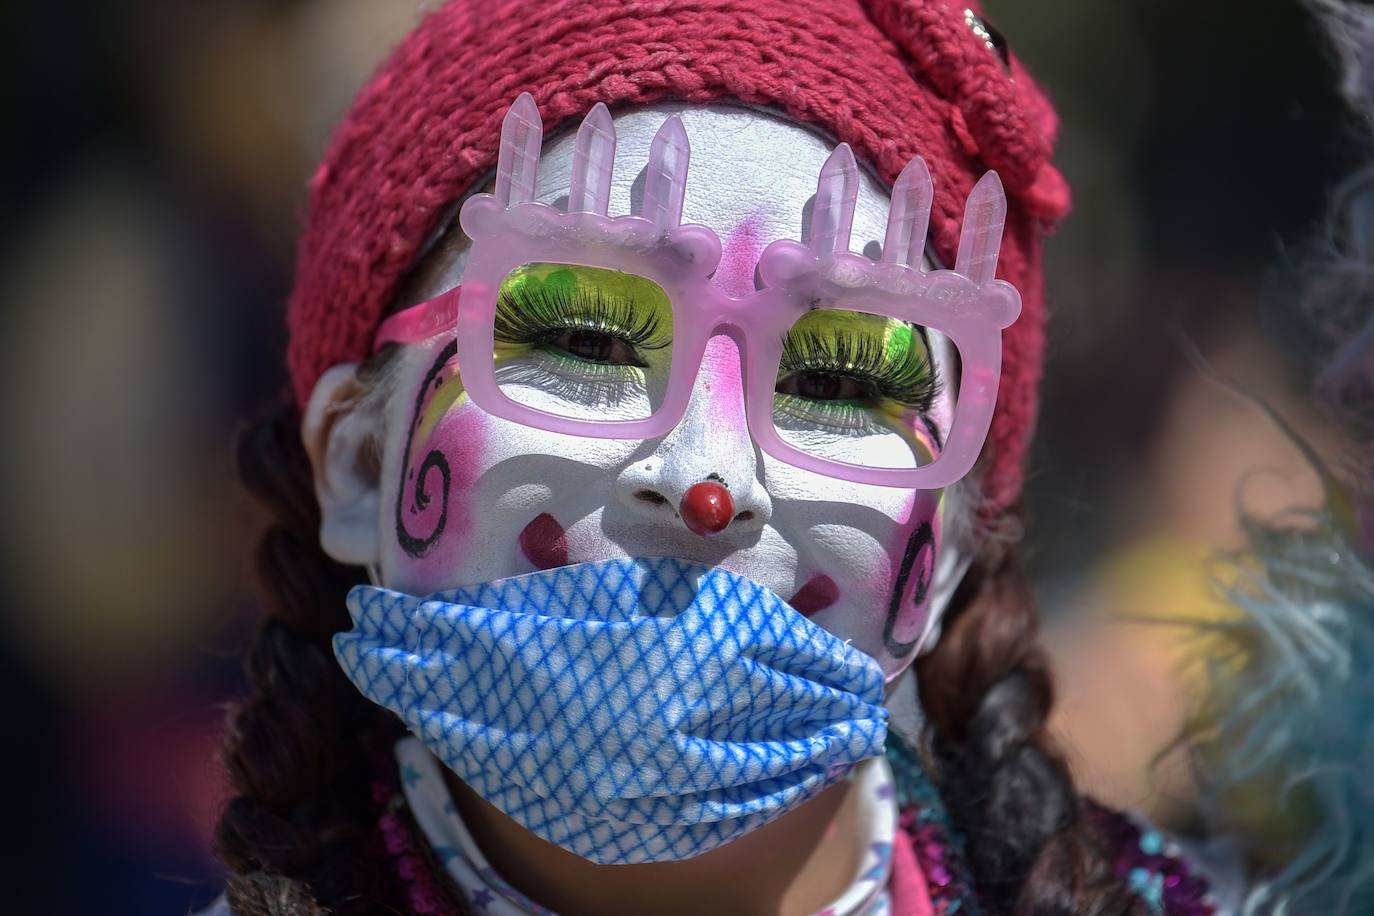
213, 396, 403, 915
917, 526, 1147, 915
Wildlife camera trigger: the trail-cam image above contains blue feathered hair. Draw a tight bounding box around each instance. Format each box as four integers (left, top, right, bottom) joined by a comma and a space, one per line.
1188, 5, 1374, 912
1190, 400, 1374, 915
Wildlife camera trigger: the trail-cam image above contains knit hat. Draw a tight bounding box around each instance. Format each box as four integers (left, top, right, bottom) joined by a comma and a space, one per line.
286, 0, 1070, 515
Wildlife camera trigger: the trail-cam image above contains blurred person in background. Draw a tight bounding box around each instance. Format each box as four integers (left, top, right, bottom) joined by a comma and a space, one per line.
1, 3, 419, 912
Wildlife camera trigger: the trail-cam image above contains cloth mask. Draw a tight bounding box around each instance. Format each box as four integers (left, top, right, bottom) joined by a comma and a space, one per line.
334, 556, 889, 865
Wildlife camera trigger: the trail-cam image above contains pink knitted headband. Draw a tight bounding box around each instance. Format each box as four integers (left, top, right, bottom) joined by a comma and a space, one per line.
286, 0, 1069, 515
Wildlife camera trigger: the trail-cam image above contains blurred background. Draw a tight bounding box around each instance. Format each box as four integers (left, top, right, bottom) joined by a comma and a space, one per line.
0, 1, 1363, 912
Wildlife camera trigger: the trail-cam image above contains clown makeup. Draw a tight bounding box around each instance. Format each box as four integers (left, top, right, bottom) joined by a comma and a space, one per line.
491, 264, 675, 421
308, 103, 971, 680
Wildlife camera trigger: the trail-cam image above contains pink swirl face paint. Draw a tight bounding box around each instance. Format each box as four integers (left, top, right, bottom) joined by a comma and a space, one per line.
882, 488, 943, 660
387, 350, 487, 588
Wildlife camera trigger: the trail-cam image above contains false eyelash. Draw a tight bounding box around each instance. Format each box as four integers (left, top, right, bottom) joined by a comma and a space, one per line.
779, 325, 942, 413
494, 283, 669, 353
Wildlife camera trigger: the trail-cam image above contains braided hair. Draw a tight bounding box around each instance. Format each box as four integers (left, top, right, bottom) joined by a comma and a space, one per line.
214, 393, 406, 915
916, 533, 1148, 915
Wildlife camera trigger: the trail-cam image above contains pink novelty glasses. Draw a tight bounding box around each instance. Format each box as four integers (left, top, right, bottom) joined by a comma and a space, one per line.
375, 94, 1022, 489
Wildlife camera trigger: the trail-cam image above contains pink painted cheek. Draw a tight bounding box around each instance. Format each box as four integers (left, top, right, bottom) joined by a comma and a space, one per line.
879, 488, 942, 664
390, 356, 488, 579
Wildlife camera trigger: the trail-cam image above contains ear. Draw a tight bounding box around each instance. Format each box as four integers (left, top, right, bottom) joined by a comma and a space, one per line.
302, 363, 383, 567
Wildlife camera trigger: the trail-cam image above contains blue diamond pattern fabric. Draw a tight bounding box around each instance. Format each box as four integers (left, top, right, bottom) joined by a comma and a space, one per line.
334, 557, 888, 865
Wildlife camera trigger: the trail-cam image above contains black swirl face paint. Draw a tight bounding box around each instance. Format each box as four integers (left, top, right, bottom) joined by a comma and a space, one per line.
394, 343, 457, 558
883, 520, 936, 658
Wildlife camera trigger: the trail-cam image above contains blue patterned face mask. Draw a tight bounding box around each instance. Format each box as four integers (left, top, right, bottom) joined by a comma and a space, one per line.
334, 556, 888, 865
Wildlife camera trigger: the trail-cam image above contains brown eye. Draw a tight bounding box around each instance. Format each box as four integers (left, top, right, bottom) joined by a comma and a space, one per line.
777, 371, 873, 402
550, 330, 644, 366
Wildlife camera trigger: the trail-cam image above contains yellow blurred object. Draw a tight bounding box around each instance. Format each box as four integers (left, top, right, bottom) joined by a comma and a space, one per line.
1093, 536, 1322, 865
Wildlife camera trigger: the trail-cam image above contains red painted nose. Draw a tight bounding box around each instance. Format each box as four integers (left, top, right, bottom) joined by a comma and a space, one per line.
680, 481, 734, 537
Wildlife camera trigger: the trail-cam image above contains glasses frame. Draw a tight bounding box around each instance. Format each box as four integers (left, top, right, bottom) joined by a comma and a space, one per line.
439, 94, 1022, 490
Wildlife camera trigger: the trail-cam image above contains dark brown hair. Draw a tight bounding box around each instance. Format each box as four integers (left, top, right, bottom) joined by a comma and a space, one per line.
214, 398, 403, 914
917, 537, 1147, 915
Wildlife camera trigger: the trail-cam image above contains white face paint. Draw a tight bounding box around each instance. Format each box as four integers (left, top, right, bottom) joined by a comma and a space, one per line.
315, 104, 970, 680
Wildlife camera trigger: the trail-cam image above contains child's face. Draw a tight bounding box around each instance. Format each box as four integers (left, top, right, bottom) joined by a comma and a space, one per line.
318, 105, 966, 680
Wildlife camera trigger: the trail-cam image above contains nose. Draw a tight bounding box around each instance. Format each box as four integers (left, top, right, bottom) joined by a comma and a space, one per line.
681, 480, 733, 536
615, 335, 772, 537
